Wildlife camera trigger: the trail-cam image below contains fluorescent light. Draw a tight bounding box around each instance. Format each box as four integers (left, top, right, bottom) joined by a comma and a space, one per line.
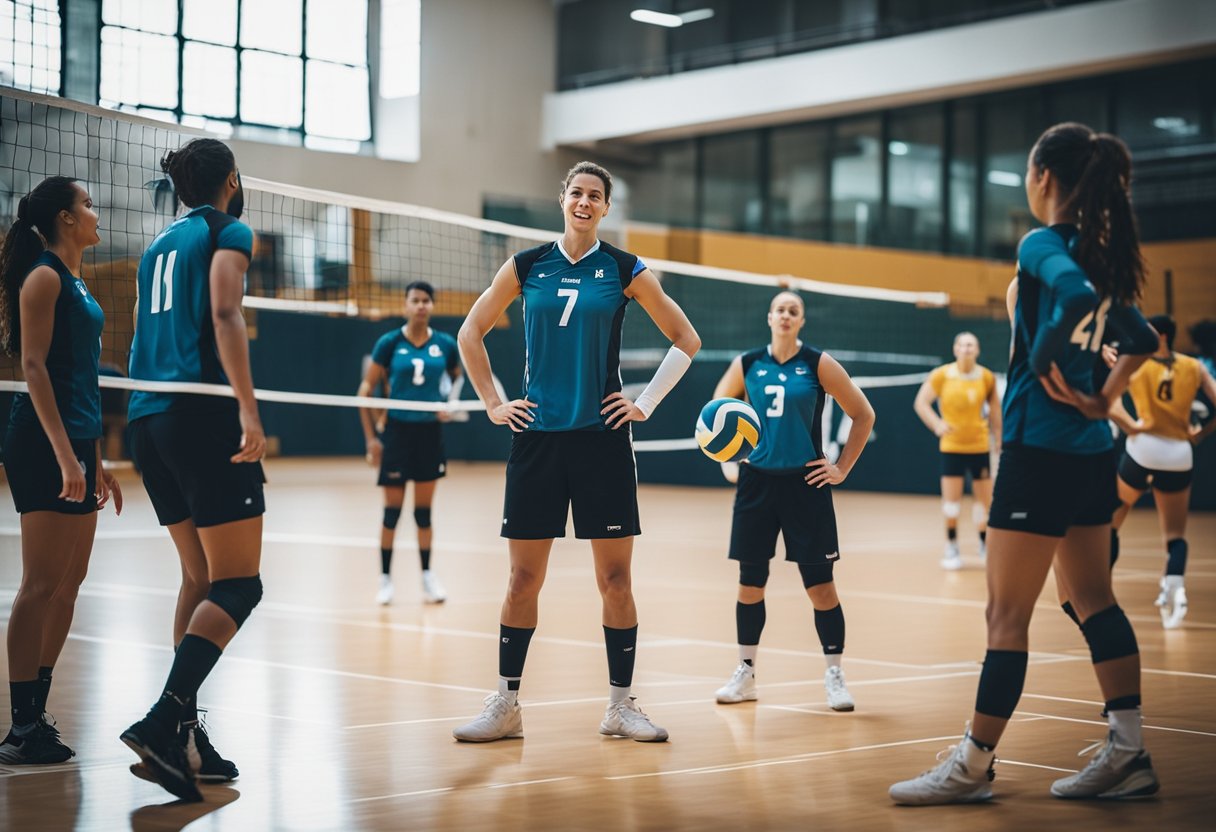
1152, 116, 1198, 136
888, 141, 910, 156
986, 170, 1022, 188
631, 10, 684, 27
630, 8, 715, 27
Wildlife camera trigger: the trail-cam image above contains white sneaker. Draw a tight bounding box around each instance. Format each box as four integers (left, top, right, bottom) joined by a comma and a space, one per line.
452, 693, 523, 742
715, 663, 757, 704
599, 696, 668, 742
1050, 732, 1159, 799
978, 539, 987, 561
422, 570, 447, 604
376, 575, 394, 606
941, 541, 963, 571
824, 666, 855, 712
1155, 577, 1187, 629
889, 733, 995, 805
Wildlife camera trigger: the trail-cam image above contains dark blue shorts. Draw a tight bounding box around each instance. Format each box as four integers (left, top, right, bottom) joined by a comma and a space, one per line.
378, 420, 446, 486
989, 444, 1116, 537
729, 464, 839, 564
3, 423, 97, 515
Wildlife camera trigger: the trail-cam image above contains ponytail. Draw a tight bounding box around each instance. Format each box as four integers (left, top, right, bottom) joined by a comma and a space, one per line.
0, 176, 80, 354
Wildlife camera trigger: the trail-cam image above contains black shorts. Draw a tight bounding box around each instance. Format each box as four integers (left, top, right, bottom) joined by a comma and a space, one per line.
129, 405, 266, 528
988, 444, 1116, 538
378, 420, 446, 486
1117, 452, 1191, 494
502, 428, 640, 540
2, 424, 97, 515
729, 464, 840, 564
941, 451, 992, 480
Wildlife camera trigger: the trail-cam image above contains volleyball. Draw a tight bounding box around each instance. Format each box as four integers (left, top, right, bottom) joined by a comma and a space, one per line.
696, 398, 761, 462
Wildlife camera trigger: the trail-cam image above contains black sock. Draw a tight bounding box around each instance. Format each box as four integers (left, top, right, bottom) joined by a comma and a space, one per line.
736, 600, 766, 653
1110, 529, 1121, 568
35, 666, 53, 715
419, 548, 432, 571
181, 695, 199, 726
499, 625, 535, 691
1166, 538, 1187, 576
1061, 601, 1082, 627
979, 530, 987, 545
9, 680, 40, 727
947, 527, 958, 541
1106, 693, 1141, 712
149, 634, 223, 729
604, 625, 638, 689
814, 604, 846, 655
380, 548, 393, 575
969, 734, 995, 752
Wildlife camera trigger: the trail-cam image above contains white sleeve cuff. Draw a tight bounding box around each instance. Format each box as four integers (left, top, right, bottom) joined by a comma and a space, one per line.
634, 345, 693, 419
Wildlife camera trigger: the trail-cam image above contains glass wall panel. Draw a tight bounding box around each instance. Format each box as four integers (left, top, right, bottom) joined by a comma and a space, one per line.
982, 91, 1049, 260
183, 43, 236, 118
183, 0, 236, 46
887, 104, 944, 251
949, 101, 978, 255
701, 132, 763, 233
831, 117, 882, 245
241, 0, 302, 55
631, 141, 699, 228
769, 123, 828, 240
241, 51, 304, 127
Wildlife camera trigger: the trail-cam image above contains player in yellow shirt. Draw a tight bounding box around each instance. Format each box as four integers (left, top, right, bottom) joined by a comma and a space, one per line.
914, 332, 1001, 570
1108, 315, 1216, 628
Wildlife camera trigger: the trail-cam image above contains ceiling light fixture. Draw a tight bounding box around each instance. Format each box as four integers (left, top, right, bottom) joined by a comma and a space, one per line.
888, 141, 910, 156
630, 8, 715, 28
986, 170, 1022, 188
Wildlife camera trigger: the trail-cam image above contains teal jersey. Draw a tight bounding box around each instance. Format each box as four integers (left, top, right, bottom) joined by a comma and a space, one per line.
514, 240, 647, 432
128, 206, 254, 422
1005, 226, 1157, 453
371, 328, 460, 423
741, 344, 826, 473
8, 251, 104, 439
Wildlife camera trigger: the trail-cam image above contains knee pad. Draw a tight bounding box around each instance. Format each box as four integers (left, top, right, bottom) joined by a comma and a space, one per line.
798, 562, 835, 589
942, 500, 961, 520
738, 561, 769, 588
974, 649, 1028, 719
1081, 604, 1139, 663
1166, 538, 1187, 576
382, 507, 402, 530
972, 502, 988, 525
207, 574, 263, 629
413, 507, 432, 529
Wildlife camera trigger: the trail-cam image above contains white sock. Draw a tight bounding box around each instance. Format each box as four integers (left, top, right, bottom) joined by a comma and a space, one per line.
1162, 574, 1183, 592
961, 732, 995, 773
825, 654, 842, 670
1109, 708, 1143, 749
739, 645, 758, 666
609, 685, 631, 704
498, 678, 518, 705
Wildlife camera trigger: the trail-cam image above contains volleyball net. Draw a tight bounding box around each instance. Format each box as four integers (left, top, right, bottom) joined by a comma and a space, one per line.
0, 87, 1007, 487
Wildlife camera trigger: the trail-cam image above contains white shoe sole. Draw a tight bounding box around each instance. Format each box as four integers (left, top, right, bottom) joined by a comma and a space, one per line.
941, 558, 963, 571
1051, 770, 1160, 799
452, 730, 523, 743
715, 691, 758, 704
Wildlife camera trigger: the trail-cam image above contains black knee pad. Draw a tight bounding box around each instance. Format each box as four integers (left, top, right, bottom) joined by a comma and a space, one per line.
798, 562, 835, 589
1081, 604, 1139, 663
383, 507, 402, 530
1166, 538, 1187, 576
738, 561, 769, 588
413, 507, 432, 529
208, 574, 263, 628
974, 649, 1028, 719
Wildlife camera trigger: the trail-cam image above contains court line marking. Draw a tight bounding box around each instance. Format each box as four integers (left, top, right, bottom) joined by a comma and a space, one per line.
998, 759, 1077, 774
1013, 710, 1216, 738
351, 786, 454, 803
488, 776, 574, 790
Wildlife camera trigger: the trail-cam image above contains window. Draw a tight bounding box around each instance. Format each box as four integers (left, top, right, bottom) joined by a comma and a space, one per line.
982, 91, 1049, 260
631, 141, 698, 228
1, 0, 63, 95
99, 0, 370, 149
769, 123, 828, 240
831, 117, 882, 245
887, 105, 944, 251
701, 132, 762, 233
379, 0, 420, 99
948, 102, 978, 255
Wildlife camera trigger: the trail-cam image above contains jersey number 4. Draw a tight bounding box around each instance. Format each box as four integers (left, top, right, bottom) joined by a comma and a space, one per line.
150, 250, 177, 314
1068, 297, 1113, 353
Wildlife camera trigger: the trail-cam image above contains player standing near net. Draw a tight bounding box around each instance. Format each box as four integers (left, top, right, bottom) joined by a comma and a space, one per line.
890, 123, 1161, 805
0, 177, 121, 764
913, 332, 1001, 570
358, 280, 461, 605
120, 139, 266, 802
453, 161, 700, 743
710, 291, 874, 712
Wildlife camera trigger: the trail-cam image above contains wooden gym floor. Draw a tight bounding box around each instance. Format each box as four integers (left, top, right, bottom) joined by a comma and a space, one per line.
1, 458, 1213, 831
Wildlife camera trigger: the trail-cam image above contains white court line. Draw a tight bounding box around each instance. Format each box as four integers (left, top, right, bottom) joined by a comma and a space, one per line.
1014, 710, 1216, 738
0, 760, 135, 779
488, 776, 574, 790
999, 759, 1077, 774
346, 698, 711, 731
351, 786, 454, 804
1021, 693, 1103, 707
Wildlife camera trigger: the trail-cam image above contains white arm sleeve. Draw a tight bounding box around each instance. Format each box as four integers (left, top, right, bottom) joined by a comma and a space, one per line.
633, 345, 693, 419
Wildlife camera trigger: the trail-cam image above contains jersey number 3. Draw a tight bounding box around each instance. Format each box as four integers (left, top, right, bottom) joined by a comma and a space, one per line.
764, 385, 785, 417
1068, 297, 1113, 353
150, 250, 177, 314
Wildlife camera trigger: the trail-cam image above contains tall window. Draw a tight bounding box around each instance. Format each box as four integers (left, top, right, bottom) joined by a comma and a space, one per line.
99, 0, 370, 149
831, 117, 882, 246
0, 0, 62, 95
769, 123, 828, 240
887, 105, 944, 251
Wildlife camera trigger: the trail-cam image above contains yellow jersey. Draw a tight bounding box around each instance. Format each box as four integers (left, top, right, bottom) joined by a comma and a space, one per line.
1127, 353, 1203, 442
929, 363, 996, 454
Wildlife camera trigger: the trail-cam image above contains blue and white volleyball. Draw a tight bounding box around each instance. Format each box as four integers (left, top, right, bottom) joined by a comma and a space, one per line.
696, 398, 761, 462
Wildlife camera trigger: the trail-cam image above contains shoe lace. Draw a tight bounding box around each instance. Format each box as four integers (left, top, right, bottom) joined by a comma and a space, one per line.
730, 664, 752, 684
39, 712, 61, 737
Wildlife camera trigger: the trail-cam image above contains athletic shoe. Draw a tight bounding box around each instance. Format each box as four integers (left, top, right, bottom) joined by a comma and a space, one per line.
452, 693, 523, 742
376, 574, 394, 606
184, 711, 238, 782
715, 663, 757, 704
0, 718, 75, 765
1050, 732, 1160, 799
1155, 577, 1187, 629
120, 716, 203, 802
824, 666, 855, 712
941, 541, 963, 571
422, 570, 447, 604
889, 733, 996, 805
599, 696, 668, 742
